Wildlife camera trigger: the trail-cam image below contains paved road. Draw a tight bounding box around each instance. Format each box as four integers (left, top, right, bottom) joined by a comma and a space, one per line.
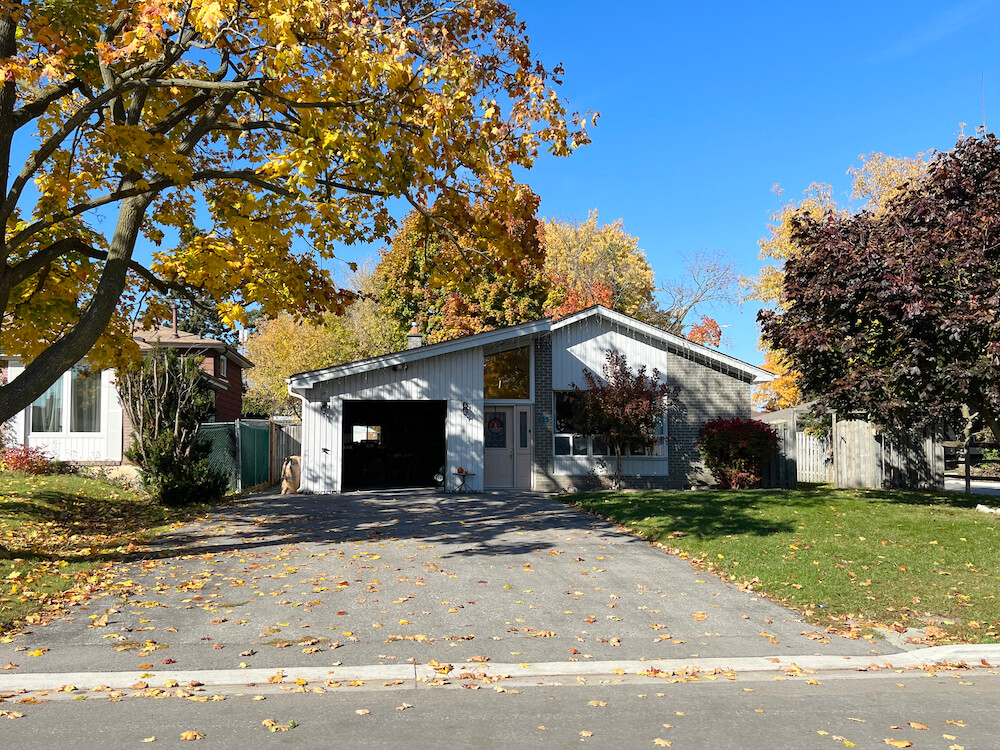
2, 666, 997, 749
944, 477, 1000, 496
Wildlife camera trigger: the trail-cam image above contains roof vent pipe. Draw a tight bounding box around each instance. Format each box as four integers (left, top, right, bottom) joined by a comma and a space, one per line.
406, 323, 422, 349
171, 303, 179, 337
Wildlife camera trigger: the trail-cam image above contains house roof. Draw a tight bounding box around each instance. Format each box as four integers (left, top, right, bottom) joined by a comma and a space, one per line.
133, 326, 254, 370
287, 318, 550, 391
552, 306, 773, 383
288, 307, 774, 391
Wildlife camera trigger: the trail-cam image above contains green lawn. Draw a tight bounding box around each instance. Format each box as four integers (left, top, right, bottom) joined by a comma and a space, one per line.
0, 473, 207, 632
565, 486, 1000, 644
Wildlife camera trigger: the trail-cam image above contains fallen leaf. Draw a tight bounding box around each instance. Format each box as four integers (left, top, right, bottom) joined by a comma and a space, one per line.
580, 731, 594, 737
884, 741, 912, 748
654, 740, 671, 747
587, 701, 607, 707
907, 722, 928, 730
180, 730, 204, 741
396, 703, 413, 711
355, 709, 370, 716
141, 737, 156, 743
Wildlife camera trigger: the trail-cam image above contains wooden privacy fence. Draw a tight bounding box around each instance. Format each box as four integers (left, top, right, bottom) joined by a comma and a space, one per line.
760, 417, 797, 489
757, 409, 944, 490
270, 418, 301, 483
832, 418, 944, 490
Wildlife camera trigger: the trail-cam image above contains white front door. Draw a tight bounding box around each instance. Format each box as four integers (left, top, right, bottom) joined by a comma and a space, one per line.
483, 407, 514, 487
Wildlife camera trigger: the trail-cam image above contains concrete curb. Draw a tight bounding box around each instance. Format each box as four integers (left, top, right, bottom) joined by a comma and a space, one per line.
3, 644, 999, 695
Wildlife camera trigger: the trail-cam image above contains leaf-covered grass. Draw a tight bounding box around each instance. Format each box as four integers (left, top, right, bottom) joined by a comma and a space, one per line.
565, 486, 1000, 644
0, 473, 211, 632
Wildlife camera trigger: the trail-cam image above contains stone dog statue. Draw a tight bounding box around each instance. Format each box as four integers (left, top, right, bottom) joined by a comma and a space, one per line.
280, 455, 301, 494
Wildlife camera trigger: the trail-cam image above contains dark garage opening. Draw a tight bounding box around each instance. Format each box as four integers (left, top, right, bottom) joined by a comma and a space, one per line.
341, 400, 447, 490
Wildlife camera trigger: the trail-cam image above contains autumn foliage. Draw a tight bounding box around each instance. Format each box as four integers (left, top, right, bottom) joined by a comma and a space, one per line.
760, 133, 1000, 444
0, 445, 55, 475
697, 417, 780, 489
570, 349, 675, 489
0, 0, 591, 423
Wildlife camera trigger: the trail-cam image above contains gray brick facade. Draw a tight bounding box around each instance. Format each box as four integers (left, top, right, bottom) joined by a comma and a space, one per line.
533, 341, 755, 492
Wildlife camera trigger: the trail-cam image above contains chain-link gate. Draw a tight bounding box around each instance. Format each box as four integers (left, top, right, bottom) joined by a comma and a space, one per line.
199, 419, 272, 492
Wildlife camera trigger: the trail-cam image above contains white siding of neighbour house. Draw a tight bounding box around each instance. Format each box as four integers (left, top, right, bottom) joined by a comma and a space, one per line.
7, 361, 124, 463
551, 316, 671, 478
297, 347, 486, 493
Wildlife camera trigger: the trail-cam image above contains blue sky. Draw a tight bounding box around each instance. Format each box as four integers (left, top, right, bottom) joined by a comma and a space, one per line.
468, 0, 1000, 365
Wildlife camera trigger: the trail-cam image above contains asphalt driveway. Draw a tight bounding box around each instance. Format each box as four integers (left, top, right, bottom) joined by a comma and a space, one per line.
0, 489, 898, 679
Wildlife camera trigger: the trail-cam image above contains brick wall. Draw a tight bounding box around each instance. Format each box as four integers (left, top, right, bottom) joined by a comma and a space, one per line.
214, 361, 243, 421
532, 334, 558, 491
665, 346, 753, 488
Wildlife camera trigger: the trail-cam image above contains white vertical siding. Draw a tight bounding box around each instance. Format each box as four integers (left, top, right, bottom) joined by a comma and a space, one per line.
552, 316, 669, 389
297, 347, 486, 493
10, 362, 124, 462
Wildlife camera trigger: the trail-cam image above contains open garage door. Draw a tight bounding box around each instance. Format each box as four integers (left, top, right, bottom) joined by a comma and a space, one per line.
341, 400, 447, 490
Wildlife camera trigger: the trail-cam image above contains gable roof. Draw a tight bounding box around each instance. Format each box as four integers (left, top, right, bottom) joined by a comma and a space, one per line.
287, 306, 773, 392
287, 318, 550, 391
552, 306, 773, 383
133, 326, 254, 370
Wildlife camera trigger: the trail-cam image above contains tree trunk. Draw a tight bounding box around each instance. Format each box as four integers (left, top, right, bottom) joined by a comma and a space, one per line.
0, 193, 153, 423
612, 443, 623, 491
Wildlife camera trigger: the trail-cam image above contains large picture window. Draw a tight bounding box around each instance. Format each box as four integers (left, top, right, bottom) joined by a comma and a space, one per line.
30, 366, 102, 434
484, 346, 530, 400
553, 391, 666, 458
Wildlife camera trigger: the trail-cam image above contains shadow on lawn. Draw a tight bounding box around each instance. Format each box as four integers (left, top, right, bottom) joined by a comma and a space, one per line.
571, 490, 796, 539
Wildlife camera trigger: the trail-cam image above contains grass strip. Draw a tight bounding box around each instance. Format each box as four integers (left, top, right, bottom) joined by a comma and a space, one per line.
565, 486, 1000, 644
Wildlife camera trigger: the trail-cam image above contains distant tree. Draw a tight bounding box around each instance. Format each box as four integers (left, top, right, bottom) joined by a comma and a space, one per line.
653, 249, 743, 336
542, 211, 655, 319
570, 349, 676, 490
243, 265, 398, 415
375, 192, 550, 344
118, 347, 226, 506
752, 350, 801, 413
759, 133, 1000, 443
171, 292, 237, 345
685, 315, 722, 348
243, 313, 355, 416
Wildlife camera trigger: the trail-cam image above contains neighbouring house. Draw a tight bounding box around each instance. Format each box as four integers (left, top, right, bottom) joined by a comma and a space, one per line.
287, 305, 773, 493
3, 322, 253, 465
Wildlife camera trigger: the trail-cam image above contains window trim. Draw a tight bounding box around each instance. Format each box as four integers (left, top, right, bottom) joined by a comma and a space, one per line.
482, 342, 533, 403
553, 390, 668, 459
28, 366, 105, 436
219, 354, 228, 378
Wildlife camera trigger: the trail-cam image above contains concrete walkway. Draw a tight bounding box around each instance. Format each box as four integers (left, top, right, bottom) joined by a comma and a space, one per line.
0, 488, 955, 694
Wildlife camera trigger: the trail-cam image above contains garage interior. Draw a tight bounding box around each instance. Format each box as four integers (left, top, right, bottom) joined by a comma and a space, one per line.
341, 400, 447, 490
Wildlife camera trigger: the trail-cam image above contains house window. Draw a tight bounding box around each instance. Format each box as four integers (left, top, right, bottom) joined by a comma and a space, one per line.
352, 425, 382, 444
31, 378, 63, 433
30, 366, 102, 434
553, 391, 665, 457
219, 354, 227, 378
484, 346, 530, 400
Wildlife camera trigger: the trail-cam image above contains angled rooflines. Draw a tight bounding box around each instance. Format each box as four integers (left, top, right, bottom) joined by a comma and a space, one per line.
287, 306, 773, 391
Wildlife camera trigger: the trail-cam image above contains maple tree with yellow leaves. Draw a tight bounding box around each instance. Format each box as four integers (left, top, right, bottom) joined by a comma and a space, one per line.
0, 0, 592, 422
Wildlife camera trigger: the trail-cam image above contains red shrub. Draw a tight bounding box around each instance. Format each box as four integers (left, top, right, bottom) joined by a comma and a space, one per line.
696, 417, 780, 489
2, 444, 55, 475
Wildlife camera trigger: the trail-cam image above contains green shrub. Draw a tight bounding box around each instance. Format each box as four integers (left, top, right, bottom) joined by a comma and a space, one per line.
119, 347, 228, 506
697, 417, 780, 489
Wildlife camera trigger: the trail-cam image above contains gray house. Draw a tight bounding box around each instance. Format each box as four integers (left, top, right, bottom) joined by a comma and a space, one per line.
287, 306, 773, 493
